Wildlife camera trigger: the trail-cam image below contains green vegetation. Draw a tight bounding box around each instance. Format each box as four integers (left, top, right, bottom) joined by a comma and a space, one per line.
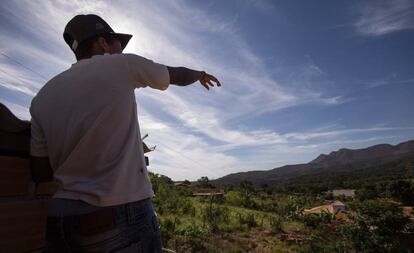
274, 159, 413, 194
149, 159, 414, 252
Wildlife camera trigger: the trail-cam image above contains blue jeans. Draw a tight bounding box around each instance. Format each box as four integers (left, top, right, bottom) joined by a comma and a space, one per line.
44, 199, 162, 253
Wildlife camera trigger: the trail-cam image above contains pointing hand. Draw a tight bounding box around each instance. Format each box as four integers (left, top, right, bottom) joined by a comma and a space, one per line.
199, 72, 221, 90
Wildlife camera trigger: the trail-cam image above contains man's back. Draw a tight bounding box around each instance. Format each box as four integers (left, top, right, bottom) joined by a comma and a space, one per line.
32, 14, 221, 252
30, 53, 169, 206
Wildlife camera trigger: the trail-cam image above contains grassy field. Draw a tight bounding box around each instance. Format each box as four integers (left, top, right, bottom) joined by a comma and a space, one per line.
150, 173, 414, 253
159, 198, 304, 252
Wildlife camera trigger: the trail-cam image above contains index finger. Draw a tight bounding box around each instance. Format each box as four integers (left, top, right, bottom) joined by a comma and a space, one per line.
208, 74, 221, 86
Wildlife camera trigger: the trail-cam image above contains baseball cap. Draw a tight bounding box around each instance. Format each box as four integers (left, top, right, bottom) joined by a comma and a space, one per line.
63, 14, 132, 52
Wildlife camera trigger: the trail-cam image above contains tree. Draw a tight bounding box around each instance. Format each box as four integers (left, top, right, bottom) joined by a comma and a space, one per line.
340, 200, 411, 252
239, 180, 255, 208
405, 161, 413, 178
197, 176, 214, 188
356, 183, 380, 200
389, 180, 414, 205
149, 173, 183, 214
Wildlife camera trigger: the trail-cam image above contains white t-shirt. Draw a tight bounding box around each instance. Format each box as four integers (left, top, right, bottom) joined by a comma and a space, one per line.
30, 53, 169, 207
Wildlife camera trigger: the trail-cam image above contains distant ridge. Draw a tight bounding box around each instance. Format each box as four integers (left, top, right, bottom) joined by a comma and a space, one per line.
214, 140, 414, 186
310, 141, 414, 166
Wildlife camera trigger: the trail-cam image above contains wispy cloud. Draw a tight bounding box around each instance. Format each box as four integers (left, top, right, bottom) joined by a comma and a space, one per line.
0, 100, 31, 120
283, 127, 414, 141
1, 0, 409, 181
366, 78, 414, 88
0, 0, 341, 114
0, 60, 40, 96
139, 90, 287, 148
355, 0, 414, 36
138, 109, 239, 180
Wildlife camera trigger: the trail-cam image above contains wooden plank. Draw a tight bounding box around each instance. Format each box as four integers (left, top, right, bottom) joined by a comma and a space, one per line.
0, 103, 31, 158
0, 156, 30, 196
0, 131, 30, 158
0, 199, 48, 252
0, 103, 31, 133
35, 182, 58, 196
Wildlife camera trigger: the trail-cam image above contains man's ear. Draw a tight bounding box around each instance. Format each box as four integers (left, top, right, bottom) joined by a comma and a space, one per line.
96, 37, 110, 53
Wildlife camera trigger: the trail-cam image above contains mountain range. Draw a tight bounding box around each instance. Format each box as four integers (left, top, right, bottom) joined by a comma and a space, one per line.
214, 140, 414, 186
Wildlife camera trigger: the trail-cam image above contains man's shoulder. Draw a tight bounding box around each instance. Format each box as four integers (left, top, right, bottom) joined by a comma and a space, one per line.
30, 68, 71, 109
89, 53, 135, 62
35, 71, 67, 94
92, 53, 155, 65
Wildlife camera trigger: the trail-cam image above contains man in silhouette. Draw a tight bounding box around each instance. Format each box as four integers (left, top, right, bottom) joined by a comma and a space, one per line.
30, 14, 220, 252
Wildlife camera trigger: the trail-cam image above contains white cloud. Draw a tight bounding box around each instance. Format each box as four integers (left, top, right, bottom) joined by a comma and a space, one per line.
0, 61, 41, 96
1, 0, 405, 181
366, 78, 414, 88
139, 110, 239, 180
355, 0, 414, 36
138, 89, 290, 150
1, 101, 30, 120
283, 127, 413, 141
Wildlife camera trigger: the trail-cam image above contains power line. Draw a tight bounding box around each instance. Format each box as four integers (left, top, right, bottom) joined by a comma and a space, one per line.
145, 137, 206, 170
147, 144, 203, 175
0, 51, 206, 171
0, 69, 40, 97
0, 68, 40, 90
0, 51, 48, 81
157, 141, 205, 169
0, 68, 29, 84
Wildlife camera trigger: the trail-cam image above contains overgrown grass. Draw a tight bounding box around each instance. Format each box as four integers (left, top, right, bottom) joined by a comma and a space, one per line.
150, 172, 414, 253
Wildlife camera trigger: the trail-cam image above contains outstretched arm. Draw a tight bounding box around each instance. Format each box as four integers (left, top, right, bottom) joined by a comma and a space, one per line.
167, 66, 221, 90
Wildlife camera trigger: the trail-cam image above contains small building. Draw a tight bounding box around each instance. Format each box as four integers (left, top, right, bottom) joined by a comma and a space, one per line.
192, 192, 224, 197
304, 200, 346, 215
402, 207, 413, 219
304, 204, 334, 214
332, 189, 356, 198
332, 200, 346, 212
192, 192, 224, 201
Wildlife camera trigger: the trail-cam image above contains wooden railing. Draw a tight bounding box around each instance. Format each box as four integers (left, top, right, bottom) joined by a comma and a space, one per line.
0, 103, 163, 252
0, 103, 57, 252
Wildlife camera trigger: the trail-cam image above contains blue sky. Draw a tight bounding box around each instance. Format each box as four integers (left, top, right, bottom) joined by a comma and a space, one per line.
1, 0, 413, 181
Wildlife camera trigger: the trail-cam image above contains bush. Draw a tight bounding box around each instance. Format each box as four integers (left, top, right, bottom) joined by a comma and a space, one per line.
160, 217, 181, 245
180, 199, 195, 215
302, 214, 323, 228
339, 200, 411, 252
199, 204, 230, 232
269, 215, 283, 232
236, 212, 257, 229
389, 180, 414, 205
225, 191, 243, 207
178, 223, 208, 238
